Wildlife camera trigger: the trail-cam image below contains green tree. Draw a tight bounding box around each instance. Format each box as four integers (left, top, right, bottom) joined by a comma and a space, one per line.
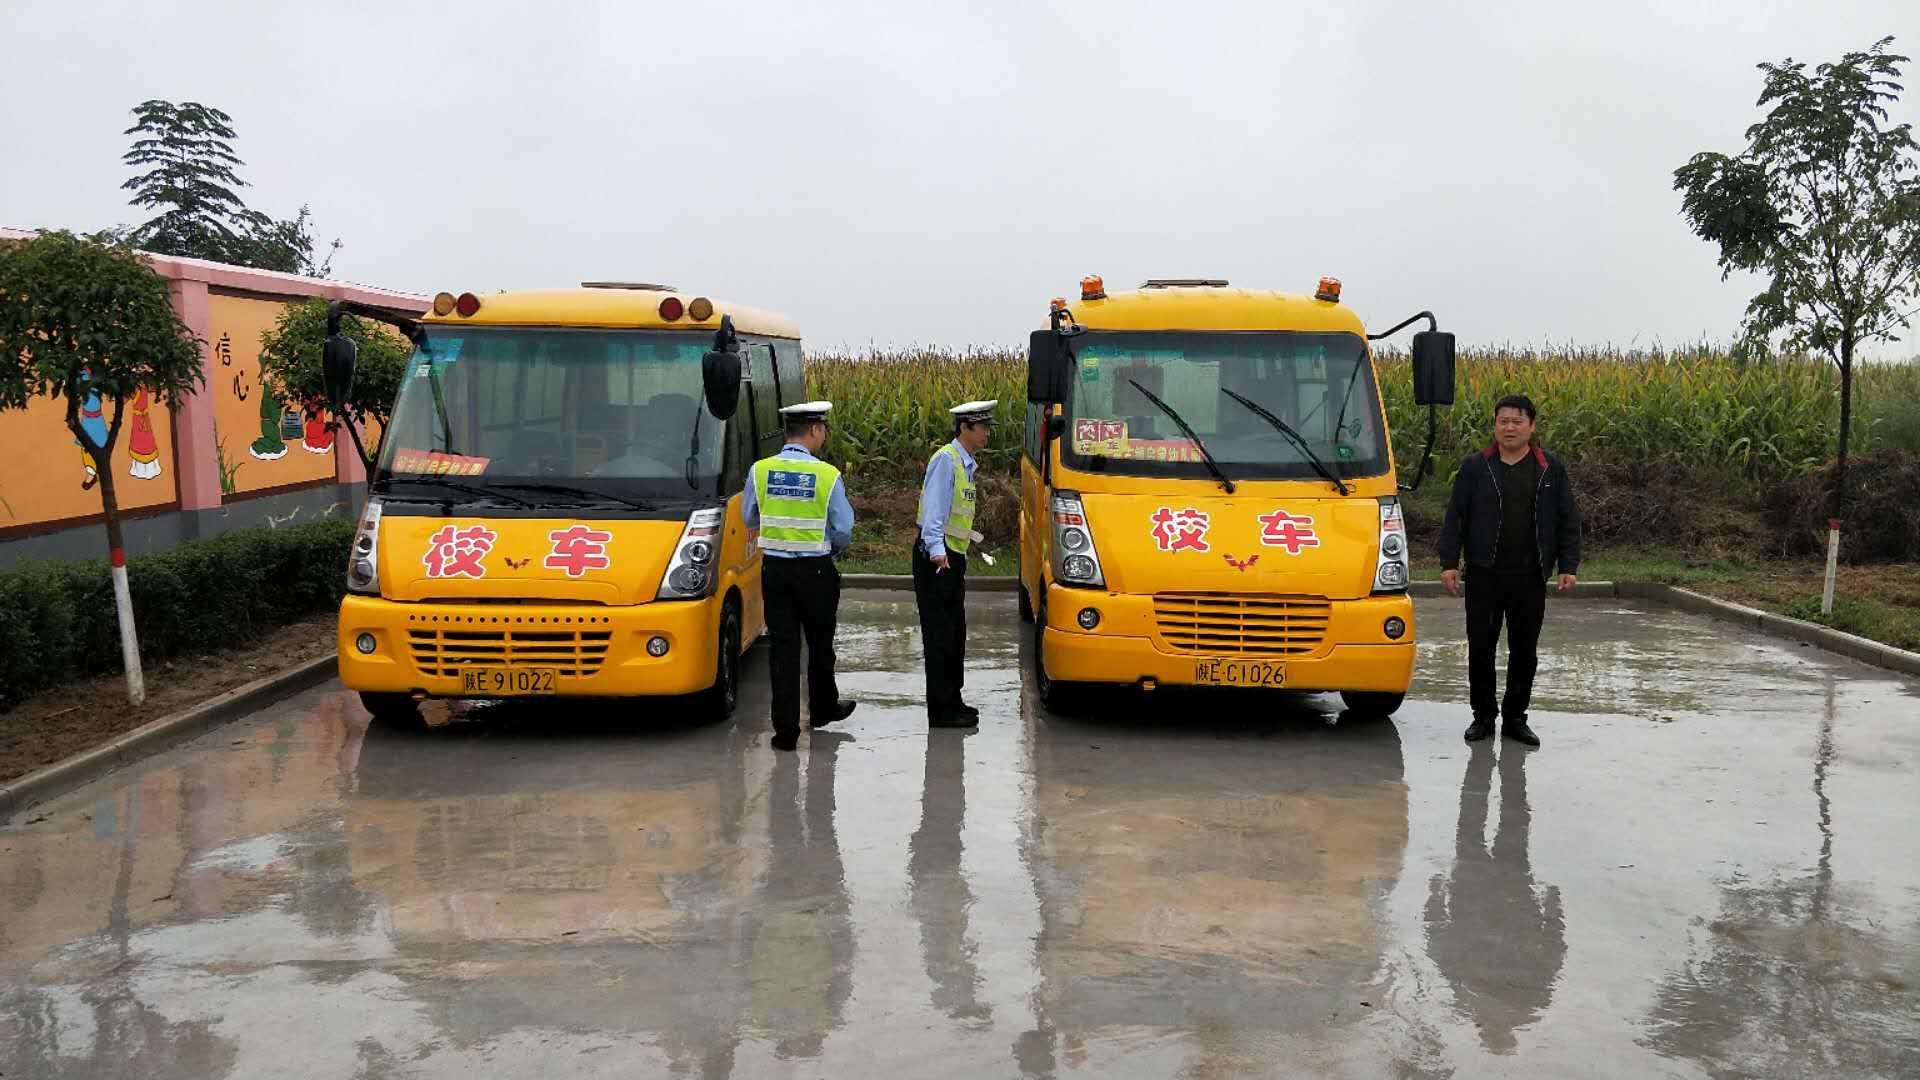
119, 99, 339, 277
0, 232, 205, 704
1674, 36, 1920, 611
257, 298, 411, 470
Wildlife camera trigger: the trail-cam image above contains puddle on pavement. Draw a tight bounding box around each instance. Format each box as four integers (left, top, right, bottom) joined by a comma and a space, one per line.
3, 595, 1916, 1078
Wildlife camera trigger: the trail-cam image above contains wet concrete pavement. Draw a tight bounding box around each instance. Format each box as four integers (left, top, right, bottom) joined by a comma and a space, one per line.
3, 593, 1917, 1078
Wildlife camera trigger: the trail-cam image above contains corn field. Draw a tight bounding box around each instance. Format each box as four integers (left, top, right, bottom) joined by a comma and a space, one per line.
809, 344, 1920, 486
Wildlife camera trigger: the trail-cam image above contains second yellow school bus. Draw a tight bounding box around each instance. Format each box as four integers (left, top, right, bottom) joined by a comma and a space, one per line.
331, 284, 810, 725
1019, 276, 1454, 716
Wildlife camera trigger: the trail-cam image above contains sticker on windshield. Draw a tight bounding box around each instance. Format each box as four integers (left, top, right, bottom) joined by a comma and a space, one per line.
391, 450, 491, 476
1149, 507, 1211, 553
544, 524, 613, 578
1258, 510, 1321, 555
423, 524, 496, 578
1080, 355, 1099, 383
1073, 419, 1127, 456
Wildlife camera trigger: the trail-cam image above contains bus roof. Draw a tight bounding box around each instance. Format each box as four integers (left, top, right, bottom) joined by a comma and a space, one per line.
423, 287, 800, 338
1067, 285, 1366, 335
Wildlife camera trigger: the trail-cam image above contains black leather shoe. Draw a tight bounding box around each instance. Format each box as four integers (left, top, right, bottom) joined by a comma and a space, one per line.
1503, 720, 1541, 747
929, 713, 979, 729
956, 702, 981, 721
810, 700, 857, 729
770, 732, 799, 752
1464, 718, 1495, 742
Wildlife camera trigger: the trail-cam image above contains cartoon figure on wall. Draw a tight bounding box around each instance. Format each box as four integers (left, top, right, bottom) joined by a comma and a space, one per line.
249, 375, 289, 460
302, 409, 335, 454
77, 367, 108, 491
126, 387, 163, 480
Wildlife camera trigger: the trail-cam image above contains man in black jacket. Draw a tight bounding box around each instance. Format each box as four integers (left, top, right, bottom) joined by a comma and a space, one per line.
1436, 395, 1580, 747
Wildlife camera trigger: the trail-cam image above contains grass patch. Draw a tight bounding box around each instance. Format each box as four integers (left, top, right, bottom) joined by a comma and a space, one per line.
1780, 595, 1920, 651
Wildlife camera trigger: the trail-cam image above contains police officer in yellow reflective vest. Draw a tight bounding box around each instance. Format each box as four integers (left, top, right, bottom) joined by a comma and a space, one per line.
742, 401, 857, 752
912, 401, 995, 729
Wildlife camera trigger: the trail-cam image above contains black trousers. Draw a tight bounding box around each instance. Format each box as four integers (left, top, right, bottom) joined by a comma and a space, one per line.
1465, 569, 1547, 723
763, 555, 841, 738
911, 544, 968, 722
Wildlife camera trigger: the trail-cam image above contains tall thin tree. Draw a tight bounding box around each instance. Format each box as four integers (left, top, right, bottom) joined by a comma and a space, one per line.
1674, 36, 1920, 613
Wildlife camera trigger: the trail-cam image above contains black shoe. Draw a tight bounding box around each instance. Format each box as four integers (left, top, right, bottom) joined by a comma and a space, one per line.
1502, 720, 1541, 747
929, 713, 979, 729
1464, 718, 1495, 742
770, 732, 799, 752
956, 703, 980, 721
810, 700, 856, 729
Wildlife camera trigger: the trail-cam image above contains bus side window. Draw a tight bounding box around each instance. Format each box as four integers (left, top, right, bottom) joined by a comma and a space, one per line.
721, 388, 749, 493
745, 342, 780, 457
771, 338, 806, 410
1024, 401, 1043, 464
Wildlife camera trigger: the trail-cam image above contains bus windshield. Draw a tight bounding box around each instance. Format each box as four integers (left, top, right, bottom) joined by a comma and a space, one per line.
1063, 331, 1389, 482
375, 327, 724, 504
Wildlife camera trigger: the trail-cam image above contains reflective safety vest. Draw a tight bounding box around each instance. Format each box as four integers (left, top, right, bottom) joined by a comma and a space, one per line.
753, 455, 840, 555
919, 442, 980, 554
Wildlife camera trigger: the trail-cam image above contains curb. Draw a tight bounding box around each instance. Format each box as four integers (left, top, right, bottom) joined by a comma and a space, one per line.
0, 653, 338, 825
1620, 582, 1920, 678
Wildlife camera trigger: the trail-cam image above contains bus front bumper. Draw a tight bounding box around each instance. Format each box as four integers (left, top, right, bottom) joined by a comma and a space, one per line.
337, 594, 722, 698
1040, 587, 1415, 692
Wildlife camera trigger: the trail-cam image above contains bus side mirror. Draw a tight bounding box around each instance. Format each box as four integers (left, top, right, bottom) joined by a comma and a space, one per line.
1412, 330, 1456, 406
1027, 330, 1069, 404
702, 349, 742, 420
322, 334, 358, 410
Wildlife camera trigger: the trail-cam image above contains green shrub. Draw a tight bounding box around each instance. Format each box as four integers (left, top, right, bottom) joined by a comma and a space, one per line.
0, 518, 352, 712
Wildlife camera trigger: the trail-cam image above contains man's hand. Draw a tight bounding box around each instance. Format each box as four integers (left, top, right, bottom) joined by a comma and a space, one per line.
1441, 568, 1461, 596
932, 552, 950, 572
1557, 573, 1576, 594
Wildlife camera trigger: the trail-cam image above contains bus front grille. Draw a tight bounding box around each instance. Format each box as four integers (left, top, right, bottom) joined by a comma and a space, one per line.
1152, 593, 1331, 656
406, 625, 614, 678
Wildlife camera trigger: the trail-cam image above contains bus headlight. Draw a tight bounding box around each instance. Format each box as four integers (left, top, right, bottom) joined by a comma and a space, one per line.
1051, 492, 1106, 588
1373, 496, 1409, 593
658, 507, 724, 600
346, 499, 383, 595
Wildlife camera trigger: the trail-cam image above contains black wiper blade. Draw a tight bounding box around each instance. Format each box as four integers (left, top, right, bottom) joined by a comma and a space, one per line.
382, 476, 534, 507
1219, 387, 1352, 495
490, 481, 656, 511
1127, 378, 1235, 493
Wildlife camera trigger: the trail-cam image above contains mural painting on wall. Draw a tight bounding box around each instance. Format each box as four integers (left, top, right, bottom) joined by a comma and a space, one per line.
208, 294, 338, 494
0, 368, 177, 529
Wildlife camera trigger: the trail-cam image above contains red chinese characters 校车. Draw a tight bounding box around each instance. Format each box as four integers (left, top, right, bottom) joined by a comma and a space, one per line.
422, 524, 497, 578
543, 525, 614, 578
1149, 507, 1212, 553
1257, 510, 1321, 555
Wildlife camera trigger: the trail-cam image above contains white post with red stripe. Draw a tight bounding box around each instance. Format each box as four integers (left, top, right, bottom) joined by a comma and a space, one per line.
111, 547, 145, 706
1820, 519, 1840, 617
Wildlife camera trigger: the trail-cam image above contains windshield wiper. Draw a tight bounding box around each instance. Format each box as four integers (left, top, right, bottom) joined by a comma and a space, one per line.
1126, 379, 1235, 493
1219, 387, 1352, 495
490, 481, 656, 511
381, 476, 534, 507
1326, 349, 1369, 483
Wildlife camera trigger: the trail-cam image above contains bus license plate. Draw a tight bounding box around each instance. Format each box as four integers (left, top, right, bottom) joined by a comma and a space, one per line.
1193, 659, 1287, 688
461, 667, 558, 695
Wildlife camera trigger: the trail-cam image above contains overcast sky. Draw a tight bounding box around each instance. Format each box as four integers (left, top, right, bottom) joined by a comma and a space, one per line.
4, 1, 1917, 356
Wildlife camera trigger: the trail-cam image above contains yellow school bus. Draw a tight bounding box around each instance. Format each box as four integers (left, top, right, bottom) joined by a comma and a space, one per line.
327, 285, 807, 724
1020, 276, 1454, 716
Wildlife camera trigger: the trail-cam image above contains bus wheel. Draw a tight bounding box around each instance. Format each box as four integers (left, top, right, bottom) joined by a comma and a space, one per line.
699, 601, 742, 721
1340, 691, 1405, 718
1018, 580, 1034, 623
361, 691, 425, 730
1033, 605, 1080, 713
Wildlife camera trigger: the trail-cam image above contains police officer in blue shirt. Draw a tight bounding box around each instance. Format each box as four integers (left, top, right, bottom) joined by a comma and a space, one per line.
912, 400, 995, 729
741, 401, 857, 752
